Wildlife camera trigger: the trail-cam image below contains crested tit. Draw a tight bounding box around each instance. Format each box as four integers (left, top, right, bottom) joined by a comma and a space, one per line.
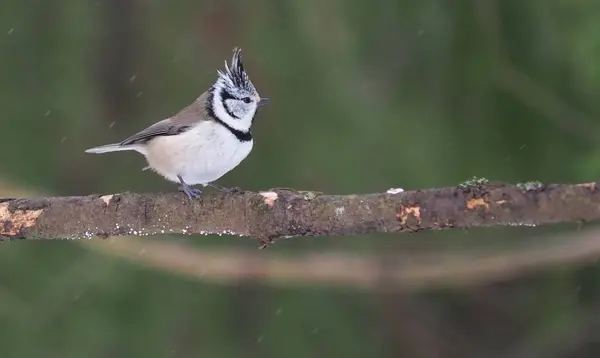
85, 47, 269, 200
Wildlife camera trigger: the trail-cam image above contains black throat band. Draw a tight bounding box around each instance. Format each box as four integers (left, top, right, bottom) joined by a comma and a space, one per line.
206, 90, 253, 142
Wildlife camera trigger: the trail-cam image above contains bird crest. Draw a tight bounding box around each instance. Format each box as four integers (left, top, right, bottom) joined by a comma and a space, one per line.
216, 47, 256, 93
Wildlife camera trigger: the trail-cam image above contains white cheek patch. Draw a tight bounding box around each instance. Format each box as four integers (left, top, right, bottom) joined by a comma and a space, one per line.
212, 95, 229, 120
223, 99, 239, 119
211, 81, 257, 132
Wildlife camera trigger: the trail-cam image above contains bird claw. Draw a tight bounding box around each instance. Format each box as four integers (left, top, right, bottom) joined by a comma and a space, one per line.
177, 174, 202, 200
178, 184, 202, 200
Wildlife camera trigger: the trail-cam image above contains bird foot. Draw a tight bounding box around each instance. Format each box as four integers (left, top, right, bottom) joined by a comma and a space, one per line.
178, 185, 202, 200
177, 175, 202, 200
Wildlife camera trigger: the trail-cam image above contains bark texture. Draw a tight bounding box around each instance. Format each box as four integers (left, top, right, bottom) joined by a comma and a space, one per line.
0, 182, 598, 245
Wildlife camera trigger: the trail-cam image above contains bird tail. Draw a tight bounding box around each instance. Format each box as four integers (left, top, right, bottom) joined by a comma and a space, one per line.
84, 143, 142, 154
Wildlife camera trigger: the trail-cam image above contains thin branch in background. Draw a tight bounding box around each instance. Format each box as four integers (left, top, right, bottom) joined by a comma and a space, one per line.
475, 0, 599, 144
495, 65, 599, 143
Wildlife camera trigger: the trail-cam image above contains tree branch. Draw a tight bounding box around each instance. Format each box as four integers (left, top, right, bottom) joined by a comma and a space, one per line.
1, 181, 598, 244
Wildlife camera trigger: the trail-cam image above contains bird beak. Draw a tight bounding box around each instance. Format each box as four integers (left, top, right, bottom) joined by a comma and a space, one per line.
258, 97, 270, 107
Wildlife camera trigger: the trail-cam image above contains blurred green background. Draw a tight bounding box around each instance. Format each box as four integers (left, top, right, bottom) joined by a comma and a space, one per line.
2, 0, 600, 357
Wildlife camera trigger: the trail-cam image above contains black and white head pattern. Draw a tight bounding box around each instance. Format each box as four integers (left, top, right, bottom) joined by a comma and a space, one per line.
208, 48, 262, 136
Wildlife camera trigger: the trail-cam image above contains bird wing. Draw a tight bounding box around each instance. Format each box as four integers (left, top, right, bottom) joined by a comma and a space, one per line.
120, 92, 211, 145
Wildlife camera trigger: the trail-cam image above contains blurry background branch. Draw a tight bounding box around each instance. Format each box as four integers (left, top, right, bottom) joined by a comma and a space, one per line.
87, 227, 600, 291
1, 181, 600, 243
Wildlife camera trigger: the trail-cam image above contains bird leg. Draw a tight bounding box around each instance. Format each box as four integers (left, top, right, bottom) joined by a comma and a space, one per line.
177, 175, 202, 200
206, 182, 241, 194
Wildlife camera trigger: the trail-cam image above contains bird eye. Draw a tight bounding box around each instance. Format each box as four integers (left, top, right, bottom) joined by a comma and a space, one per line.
242, 97, 252, 104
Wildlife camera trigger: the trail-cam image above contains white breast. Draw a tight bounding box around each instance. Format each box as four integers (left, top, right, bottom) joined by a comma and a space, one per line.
144, 121, 253, 185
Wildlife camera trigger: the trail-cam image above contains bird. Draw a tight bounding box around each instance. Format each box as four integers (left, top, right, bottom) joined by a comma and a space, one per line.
84, 47, 269, 200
